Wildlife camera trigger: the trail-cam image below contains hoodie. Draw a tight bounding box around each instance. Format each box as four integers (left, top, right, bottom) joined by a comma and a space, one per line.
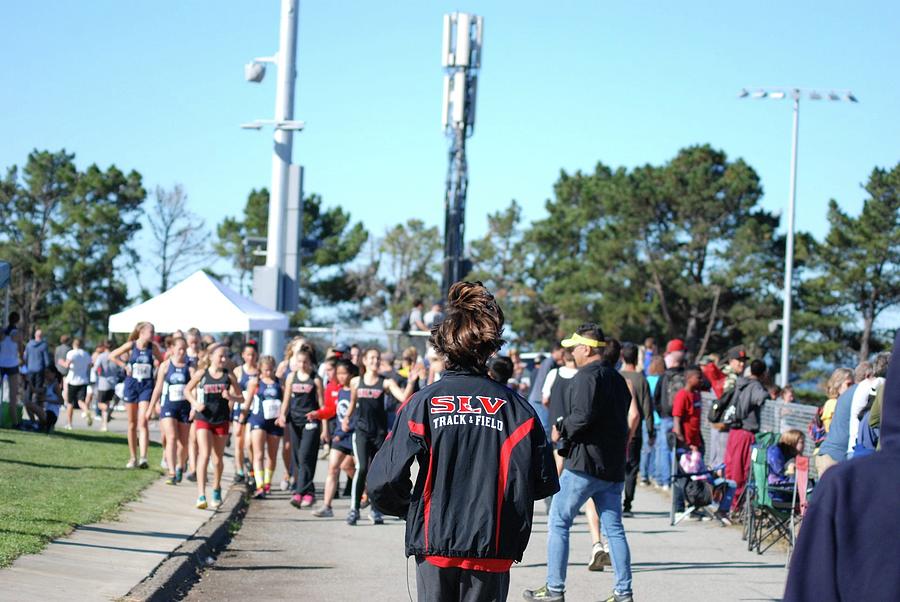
783, 331, 900, 601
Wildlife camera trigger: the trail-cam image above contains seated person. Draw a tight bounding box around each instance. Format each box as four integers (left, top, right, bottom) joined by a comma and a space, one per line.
767, 428, 805, 501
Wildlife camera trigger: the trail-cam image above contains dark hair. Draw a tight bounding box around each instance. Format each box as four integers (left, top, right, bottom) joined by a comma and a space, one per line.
335, 358, 358, 377
750, 359, 767, 377
686, 366, 703, 379
430, 281, 504, 373
413, 298, 423, 307
576, 323, 605, 357
621, 342, 639, 366
872, 352, 891, 378
601, 338, 621, 366
487, 355, 514, 384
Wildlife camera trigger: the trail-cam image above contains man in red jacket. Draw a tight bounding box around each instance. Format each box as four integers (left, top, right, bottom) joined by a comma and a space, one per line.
368, 282, 559, 601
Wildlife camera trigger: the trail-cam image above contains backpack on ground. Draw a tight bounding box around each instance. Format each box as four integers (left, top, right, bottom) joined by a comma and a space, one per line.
707, 386, 737, 429
684, 479, 713, 507
661, 370, 686, 416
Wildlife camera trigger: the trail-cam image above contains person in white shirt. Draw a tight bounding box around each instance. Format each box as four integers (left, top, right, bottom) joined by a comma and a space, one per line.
847, 353, 890, 458
423, 303, 444, 329
63, 339, 93, 429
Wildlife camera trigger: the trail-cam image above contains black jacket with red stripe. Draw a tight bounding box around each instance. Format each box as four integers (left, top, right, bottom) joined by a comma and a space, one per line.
367, 370, 559, 562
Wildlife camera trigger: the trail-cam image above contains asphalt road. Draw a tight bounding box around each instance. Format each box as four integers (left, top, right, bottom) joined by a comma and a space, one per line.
185, 457, 788, 602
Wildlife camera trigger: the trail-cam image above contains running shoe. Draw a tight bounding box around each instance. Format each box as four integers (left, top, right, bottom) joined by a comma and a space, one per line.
81, 411, 87, 419
588, 542, 611, 572
253, 487, 266, 499
301, 494, 314, 508
210, 488, 222, 509
233, 471, 245, 484
196, 496, 208, 510
279, 477, 290, 491
175, 468, 183, 483
263, 483, 271, 494
522, 585, 565, 601
186, 471, 197, 482
64, 424, 73, 431
622, 509, 634, 519
346, 509, 359, 526
312, 506, 333, 518
243, 458, 253, 477
290, 494, 303, 509
101, 425, 108, 432
165, 476, 177, 486
86, 412, 93, 427
369, 509, 384, 525
600, 592, 634, 602
138, 457, 149, 469
125, 458, 137, 469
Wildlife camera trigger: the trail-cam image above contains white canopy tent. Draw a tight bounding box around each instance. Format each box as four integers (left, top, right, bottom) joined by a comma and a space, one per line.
108, 271, 289, 334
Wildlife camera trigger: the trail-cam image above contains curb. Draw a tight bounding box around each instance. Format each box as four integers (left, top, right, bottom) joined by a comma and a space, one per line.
122, 483, 248, 602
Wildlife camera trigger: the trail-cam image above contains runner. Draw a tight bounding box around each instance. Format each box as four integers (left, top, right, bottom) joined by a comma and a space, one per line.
93, 341, 120, 432
0, 316, 22, 429
110, 322, 163, 468
279, 349, 325, 508
148, 337, 193, 485
311, 358, 358, 517
185, 343, 243, 510
341, 347, 420, 525
62, 338, 92, 430
184, 328, 203, 482
233, 344, 260, 485
241, 355, 283, 498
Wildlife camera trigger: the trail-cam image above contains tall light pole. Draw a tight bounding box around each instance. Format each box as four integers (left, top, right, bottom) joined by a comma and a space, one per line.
739, 87, 858, 386
243, 0, 304, 357
440, 13, 483, 298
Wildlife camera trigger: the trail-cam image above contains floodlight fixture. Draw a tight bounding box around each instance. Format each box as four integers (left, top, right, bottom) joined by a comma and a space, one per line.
245, 62, 266, 83
769, 90, 786, 100
846, 92, 858, 103
751, 89, 768, 99
738, 88, 750, 98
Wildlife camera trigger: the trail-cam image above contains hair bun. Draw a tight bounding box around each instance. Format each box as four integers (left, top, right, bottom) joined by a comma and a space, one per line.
447, 281, 492, 313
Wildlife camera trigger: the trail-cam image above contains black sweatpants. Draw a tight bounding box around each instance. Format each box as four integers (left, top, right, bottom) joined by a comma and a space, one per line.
415, 557, 510, 602
623, 428, 642, 512
290, 421, 320, 496
351, 429, 383, 511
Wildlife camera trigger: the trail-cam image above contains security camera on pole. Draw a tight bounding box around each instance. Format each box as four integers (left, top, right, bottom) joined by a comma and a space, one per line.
440, 13, 483, 299
242, 0, 305, 358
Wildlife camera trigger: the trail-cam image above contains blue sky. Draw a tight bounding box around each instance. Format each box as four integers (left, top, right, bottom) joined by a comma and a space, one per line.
3, 1, 898, 296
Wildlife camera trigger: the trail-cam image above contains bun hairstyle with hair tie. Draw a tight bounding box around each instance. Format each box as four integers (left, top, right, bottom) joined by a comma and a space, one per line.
430, 281, 505, 373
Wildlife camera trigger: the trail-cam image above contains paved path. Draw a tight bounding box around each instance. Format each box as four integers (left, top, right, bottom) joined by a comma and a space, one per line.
186, 458, 788, 602
0, 412, 236, 601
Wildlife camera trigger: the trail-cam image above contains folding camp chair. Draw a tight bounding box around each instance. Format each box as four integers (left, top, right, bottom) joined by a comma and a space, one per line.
746, 432, 802, 556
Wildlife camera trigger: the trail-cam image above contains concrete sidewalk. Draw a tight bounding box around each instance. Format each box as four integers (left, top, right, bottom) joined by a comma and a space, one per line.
0, 413, 237, 601
185, 458, 788, 602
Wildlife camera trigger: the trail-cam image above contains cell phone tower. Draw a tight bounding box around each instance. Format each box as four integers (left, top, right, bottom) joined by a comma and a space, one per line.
440, 12, 483, 299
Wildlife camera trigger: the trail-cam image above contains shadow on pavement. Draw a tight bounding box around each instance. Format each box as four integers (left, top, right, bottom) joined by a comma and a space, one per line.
52, 540, 169, 555
632, 560, 782, 573
79, 526, 193, 540
211, 565, 332, 571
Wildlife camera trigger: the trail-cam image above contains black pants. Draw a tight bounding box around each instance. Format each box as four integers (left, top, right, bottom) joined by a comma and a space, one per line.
290, 421, 320, 496
351, 430, 383, 511
415, 557, 510, 602
623, 429, 642, 512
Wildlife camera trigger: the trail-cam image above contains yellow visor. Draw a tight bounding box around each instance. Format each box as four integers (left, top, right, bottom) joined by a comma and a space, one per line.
560, 333, 605, 348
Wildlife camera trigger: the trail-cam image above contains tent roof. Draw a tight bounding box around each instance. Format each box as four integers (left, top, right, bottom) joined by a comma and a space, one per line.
108, 271, 289, 333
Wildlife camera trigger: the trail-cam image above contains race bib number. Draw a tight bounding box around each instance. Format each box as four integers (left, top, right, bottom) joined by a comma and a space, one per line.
167, 384, 185, 402
132, 363, 152, 380
262, 398, 281, 420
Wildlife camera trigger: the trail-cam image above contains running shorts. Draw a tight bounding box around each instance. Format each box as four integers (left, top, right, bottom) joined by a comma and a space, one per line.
195, 419, 229, 437
123, 376, 153, 403
67, 383, 88, 403
161, 400, 191, 424
249, 415, 283, 437
97, 389, 115, 404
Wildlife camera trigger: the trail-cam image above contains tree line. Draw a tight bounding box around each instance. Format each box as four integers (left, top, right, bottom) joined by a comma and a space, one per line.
2, 147, 897, 380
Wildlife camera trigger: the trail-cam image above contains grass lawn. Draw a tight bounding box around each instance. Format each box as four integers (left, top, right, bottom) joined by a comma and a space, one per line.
0, 427, 163, 567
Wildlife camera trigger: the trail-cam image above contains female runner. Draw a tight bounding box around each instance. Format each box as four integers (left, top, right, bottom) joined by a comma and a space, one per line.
184, 343, 243, 509
311, 358, 358, 517
342, 348, 420, 525
110, 322, 163, 468
233, 344, 260, 484
148, 337, 193, 485
279, 349, 325, 508
242, 355, 283, 498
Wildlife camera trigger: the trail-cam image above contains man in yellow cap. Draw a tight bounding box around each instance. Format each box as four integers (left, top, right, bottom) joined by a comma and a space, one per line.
524, 323, 634, 602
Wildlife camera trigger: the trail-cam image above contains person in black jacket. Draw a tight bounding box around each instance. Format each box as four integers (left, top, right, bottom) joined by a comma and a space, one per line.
524, 324, 634, 602
368, 281, 559, 602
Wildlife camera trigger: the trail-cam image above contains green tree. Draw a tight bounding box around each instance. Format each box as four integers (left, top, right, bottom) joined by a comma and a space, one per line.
214, 188, 268, 294
798, 162, 900, 364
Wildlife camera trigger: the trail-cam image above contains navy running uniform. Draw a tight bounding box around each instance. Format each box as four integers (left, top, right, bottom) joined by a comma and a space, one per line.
332, 388, 356, 455
196, 370, 232, 425
233, 367, 259, 421
160, 361, 191, 424
249, 378, 284, 436
288, 372, 321, 496
123, 344, 155, 403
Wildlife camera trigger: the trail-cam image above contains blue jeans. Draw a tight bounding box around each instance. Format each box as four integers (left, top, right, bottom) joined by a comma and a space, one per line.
547, 469, 632, 595
654, 417, 673, 485
639, 422, 653, 481
530, 400, 550, 440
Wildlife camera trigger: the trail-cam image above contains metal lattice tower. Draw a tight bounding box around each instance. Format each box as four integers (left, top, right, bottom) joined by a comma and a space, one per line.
440, 13, 483, 298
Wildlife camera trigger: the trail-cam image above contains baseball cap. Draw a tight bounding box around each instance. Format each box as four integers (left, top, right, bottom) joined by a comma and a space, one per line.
561, 332, 606, 349
665, 339, 686, 354
727, 348, 750, 362
333, 343, 350, 356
